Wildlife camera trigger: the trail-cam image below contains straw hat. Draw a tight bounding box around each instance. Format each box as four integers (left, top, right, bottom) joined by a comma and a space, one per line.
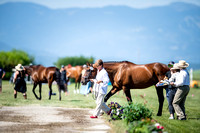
177, 60, 189, 68
94, 59, 103, 67
171, 63, 180, 70
15, 64, 24, 71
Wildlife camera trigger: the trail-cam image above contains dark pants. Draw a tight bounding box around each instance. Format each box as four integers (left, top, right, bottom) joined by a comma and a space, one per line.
168, 88, 177, 114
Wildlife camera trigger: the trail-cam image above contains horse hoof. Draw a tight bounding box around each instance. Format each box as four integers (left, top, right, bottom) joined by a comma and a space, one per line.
157, 113, 162, 116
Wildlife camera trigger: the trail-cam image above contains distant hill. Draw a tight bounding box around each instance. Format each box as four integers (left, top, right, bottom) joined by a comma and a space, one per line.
0, 2, 200, 67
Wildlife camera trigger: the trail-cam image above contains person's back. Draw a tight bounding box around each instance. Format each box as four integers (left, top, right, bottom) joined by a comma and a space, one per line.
61, 70, 67, 81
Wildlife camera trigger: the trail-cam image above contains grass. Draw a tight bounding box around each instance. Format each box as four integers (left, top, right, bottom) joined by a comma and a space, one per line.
1, 79, 200, 133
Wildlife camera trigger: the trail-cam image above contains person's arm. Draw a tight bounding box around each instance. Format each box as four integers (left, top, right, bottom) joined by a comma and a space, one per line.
13, 71, 19, 83
168, 73, 176, 82
2, 71, 5, 78
171, 71, 186, 87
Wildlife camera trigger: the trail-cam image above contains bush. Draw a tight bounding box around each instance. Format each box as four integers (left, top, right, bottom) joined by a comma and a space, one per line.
127, 118, 165, 133
54, 55, 94, 67
122, 103, 152, 124
108, 102, 123, 120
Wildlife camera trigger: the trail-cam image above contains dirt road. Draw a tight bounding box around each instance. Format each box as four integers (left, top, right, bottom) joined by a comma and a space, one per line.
0, 106, 111, 133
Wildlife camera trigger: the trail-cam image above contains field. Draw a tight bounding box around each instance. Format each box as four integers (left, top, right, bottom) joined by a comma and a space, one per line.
0, 77, 200, 132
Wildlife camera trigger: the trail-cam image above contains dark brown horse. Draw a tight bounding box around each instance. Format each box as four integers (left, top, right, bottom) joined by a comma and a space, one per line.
24, 65, 63, 101
81, 61, 169, 116
64, 65, 83, 93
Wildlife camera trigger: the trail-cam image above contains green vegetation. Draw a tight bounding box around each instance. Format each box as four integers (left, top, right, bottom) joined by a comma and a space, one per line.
193, 70, 200, 80
1, 80, 200, 133
0, 49, 34, 79
54, 55, 94, 68
122, 103, 152, 124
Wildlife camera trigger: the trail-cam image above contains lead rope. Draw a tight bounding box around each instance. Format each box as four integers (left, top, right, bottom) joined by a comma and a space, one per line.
92, 83, 100, 100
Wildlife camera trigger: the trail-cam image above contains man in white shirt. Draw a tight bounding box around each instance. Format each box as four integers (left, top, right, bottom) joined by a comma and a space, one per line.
90, 59, 111, 118
170, 60, 190, 120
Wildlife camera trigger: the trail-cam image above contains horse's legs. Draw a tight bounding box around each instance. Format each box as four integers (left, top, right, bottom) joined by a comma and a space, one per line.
32, 83, 40, 100
123, 87, 132, 104
77, 82, 80, 92
48, 82, 53, 100
74, 82, 77, 93
38, 83, 42, 100
58, 85, 61, 101
156, 86, 164, 116
104, 87, 121, 102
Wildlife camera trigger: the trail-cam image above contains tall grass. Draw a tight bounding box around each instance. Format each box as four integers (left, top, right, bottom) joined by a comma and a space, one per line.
1, 75, 200, 133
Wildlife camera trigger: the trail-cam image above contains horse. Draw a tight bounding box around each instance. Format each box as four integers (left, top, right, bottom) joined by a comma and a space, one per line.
24, 65, 64, 101
81, 61, 169, 116
64, 65, 83, 93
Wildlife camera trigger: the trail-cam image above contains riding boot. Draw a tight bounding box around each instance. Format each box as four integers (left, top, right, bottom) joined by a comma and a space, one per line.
23, 94, 27, 99
14, 94, 17, 99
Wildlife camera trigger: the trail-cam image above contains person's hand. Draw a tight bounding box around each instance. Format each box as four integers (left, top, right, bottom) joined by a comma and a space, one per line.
170, 82, 174, 86
97, 80, 102, 84
90, 79, 94, 82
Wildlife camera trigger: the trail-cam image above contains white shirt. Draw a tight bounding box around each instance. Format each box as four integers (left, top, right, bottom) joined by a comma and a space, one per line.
174, 69, 190, 87
93, 68, 109, 94
169, 72, 179, 82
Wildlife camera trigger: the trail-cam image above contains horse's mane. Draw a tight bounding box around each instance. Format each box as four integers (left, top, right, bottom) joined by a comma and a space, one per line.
104, 61, 136, 64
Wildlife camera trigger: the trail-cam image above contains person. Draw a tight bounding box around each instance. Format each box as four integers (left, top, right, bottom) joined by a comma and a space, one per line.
13, 64, 27, 99
89, 59, 111, 118
0, 67, 6, 93
80, 64, 90, 95
60, 65, 68, 96
165, 61, 175, 104
167, 63, 180, 119
171, 60, 190, 120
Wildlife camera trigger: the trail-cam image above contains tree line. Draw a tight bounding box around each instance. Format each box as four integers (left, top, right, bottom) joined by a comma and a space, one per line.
0, 49, 94, 80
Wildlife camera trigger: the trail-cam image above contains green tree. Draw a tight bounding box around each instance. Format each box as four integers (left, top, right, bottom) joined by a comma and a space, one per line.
54, 56, 94, 68
0, 49, 35, 79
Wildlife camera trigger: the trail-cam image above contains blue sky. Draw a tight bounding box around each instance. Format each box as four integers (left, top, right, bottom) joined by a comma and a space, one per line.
1, 0, 200, 9
1, 0, 200, 67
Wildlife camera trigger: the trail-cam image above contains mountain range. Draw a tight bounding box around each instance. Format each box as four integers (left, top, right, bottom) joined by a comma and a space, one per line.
0, 2, 200, 68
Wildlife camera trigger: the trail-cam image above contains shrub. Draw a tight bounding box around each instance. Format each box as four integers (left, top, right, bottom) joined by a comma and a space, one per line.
108, 102, 123, 120
127, 118, 165, 133
122, 103, 152, 124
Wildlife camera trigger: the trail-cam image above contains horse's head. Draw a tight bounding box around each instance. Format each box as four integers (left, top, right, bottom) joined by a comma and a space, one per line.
81, 63, 97, 85
24, 65, 33, 75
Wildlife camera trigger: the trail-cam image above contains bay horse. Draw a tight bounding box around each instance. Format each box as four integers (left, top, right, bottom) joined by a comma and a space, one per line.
24, 65, 64, 101
64, 65, 83, 93
81, 61, 169, 116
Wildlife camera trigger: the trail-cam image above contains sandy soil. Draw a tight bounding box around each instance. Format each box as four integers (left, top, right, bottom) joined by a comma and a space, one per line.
0, 106, 111, 133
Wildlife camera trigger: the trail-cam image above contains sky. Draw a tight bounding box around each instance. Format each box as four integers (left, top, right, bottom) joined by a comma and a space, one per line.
1, 0, 200, 9
1, 0, 200, 67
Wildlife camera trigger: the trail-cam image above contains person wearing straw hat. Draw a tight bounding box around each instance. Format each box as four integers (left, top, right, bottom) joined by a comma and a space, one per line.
13, 64, 27, 99
89, 59, 111, 118
60, 65, 68, 96
167, 63, 180, 119
170, 60, 190, 120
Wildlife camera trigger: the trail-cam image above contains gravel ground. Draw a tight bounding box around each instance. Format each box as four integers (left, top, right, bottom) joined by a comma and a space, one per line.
0, 106, 111, 133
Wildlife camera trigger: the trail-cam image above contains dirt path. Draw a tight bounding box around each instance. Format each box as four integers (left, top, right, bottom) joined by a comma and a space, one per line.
0, 106, 111, 133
